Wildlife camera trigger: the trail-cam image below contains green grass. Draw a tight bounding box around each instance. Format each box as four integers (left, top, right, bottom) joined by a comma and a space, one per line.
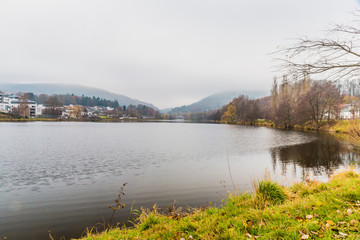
80, 169, 360, 240
320, 120, 354, 133
255, 180, 286, 206
0, 117, 59, 122
0, 112, 61, 122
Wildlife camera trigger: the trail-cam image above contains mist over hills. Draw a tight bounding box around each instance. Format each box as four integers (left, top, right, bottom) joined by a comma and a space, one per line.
0, 83, 157, 109
168, 90, 267, 114
0, 83, 268, 113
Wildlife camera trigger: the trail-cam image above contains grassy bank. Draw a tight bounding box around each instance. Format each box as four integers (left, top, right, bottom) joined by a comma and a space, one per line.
0, 114, 160, 122
80, 169, 360, 240
0, 113, 59, 122
0, 114, 357, 133
231, 119, 360, 147
232, 119, 360, 134
254, 119, 360, 147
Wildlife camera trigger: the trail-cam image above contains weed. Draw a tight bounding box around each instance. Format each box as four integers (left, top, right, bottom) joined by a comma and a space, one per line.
138, 211, 160, 231
108, 182, 127, 228
226, 149, 237, 193
166, 200, 185, 219
126, 201, 140, 227
48, 230, 66, 240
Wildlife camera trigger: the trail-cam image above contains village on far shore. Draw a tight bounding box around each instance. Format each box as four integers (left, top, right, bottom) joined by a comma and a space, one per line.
2, 88, 360, 122
0, 91, 163, 120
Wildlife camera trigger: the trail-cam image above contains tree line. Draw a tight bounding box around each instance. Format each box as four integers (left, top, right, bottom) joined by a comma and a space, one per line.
28, 93, 120, 108
9, 92, 162, 119
219, 77, 342, 129
179, 76, 343, 130
270, 76, 341, 129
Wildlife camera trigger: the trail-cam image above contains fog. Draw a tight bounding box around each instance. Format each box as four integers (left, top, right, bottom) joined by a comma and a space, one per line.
0, 0, 357, 108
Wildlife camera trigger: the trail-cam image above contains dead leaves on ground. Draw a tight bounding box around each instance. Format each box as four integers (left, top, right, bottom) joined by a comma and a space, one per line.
296, 208, 360, 239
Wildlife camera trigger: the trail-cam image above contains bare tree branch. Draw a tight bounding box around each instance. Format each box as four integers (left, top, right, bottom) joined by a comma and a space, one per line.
274, 12, 360, 83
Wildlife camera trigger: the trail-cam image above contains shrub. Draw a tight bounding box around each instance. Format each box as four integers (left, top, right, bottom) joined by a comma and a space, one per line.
256, 180, 286, 205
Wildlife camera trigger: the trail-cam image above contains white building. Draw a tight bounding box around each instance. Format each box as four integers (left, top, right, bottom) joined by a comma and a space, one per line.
339, 103, 360, 120
36, 104, 45, 116
0, 94, 43, 117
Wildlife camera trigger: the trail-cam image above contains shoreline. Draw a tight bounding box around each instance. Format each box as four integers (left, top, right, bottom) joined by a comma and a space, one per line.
79, 168, 360, 240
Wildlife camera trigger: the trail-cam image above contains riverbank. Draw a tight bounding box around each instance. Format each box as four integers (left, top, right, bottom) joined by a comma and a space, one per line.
0, 113, 163, 123
231, 119, 360, 146
80, 169, 360, 240
233, 119, 358, 134
0, 112, 356, 134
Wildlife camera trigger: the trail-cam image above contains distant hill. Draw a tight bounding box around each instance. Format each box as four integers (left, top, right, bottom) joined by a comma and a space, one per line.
0, 83, 157, 109
168, 91, 267, 114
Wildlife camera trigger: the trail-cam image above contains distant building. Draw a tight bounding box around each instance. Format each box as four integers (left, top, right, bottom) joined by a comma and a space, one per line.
0, 93, 43, 117
36, 104, 45, 116
339, 103, 360, 119
61, 110, 70, 118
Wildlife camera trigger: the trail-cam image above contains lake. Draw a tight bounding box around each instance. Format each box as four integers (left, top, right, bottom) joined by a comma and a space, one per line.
0, 122, 358, 240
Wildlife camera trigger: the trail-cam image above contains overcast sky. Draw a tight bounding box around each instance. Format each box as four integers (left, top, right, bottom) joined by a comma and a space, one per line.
0, 0, 358, 108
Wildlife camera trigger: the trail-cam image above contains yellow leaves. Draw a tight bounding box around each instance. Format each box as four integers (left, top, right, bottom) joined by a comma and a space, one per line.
326, 219, 335, 225
326, 219, 335, 227
152, 204, 158, 214
221, 103, 236, 123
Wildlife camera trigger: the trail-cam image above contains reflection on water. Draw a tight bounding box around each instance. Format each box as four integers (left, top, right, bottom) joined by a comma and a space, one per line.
270, 135, 360, 181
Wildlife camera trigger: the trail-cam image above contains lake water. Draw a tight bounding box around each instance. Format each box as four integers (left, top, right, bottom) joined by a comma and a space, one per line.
0, 122, 359, 240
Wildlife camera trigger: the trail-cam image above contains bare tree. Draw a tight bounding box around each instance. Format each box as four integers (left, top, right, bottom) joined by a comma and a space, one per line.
304, 81, 341, 128
275, 11, 360, 82
229, 95, 261, 124
43, 96, 63, 118
271, 76, 341, 129
12, 93, 30, 118
271, 75, 295, 128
